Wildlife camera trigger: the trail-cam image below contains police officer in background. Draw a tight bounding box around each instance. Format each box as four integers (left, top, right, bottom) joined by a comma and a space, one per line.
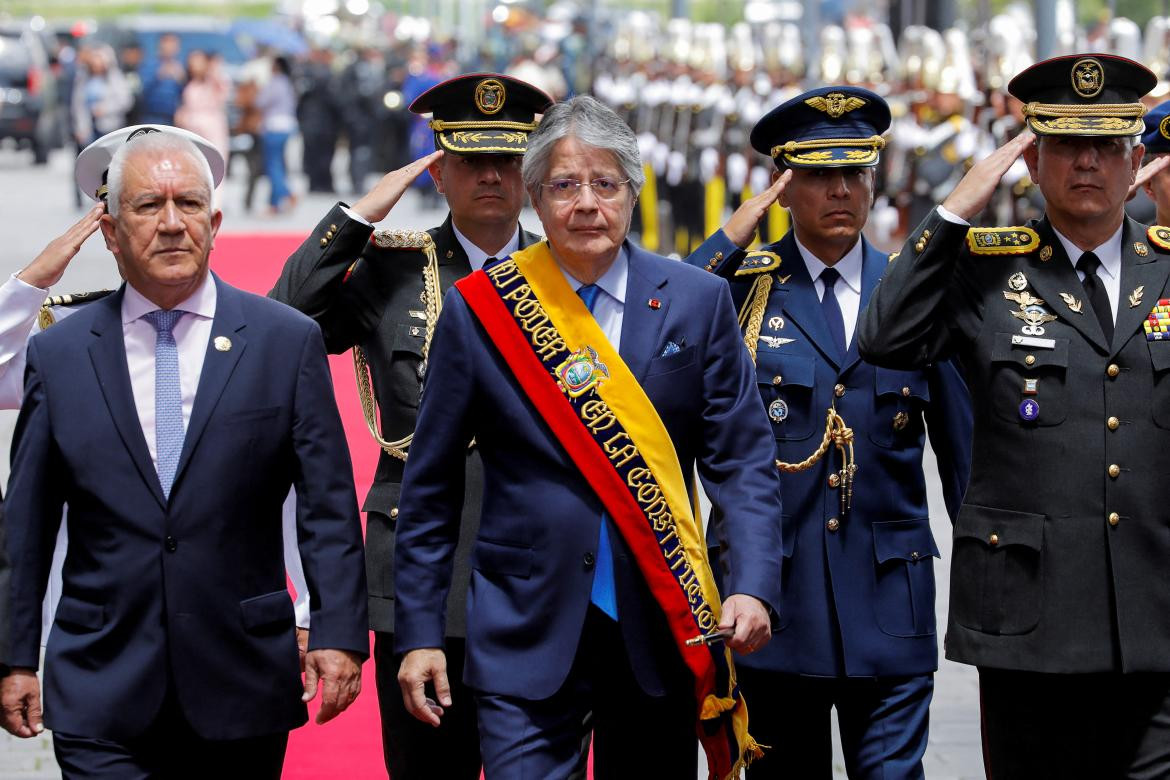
689, 86, 971, 779
270, 74, 552, 780
860, 54, 1170, 777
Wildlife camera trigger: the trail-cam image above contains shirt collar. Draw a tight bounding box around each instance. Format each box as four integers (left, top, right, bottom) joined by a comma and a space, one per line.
558, 245, 629, 306
122, 271, 217, 325
1053, 222, 1123, 282
451, 221, 521, 272
794, 233, 864, 295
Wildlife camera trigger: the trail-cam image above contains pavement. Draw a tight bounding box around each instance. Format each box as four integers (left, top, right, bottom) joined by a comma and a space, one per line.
0, 140, 984, 779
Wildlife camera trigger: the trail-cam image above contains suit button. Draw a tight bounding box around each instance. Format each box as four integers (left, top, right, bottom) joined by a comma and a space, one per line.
583, 552, 595, 568
328, 224, 338, 232
910, 551, 920, 561
319, 238, 328, 247
772, 375, 782, 385
989, 533, 999, 546
1025, 354, 1036, 366
1107, 363, 1120, 378
1107, 416, 1120, 431
714, 251, 723, 260
1108, 464, 1121, 478
165, 536, 177, 553
389, 507, 399, 519
901, 386, 911, 397
826, 518, 840, 532
834, 383, 845, 398
1108, 512, 1120, 527
828, 473, 840, 489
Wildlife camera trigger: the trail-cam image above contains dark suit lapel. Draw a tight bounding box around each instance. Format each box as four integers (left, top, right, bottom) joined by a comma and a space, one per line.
774, 232, 842, 369
620, 243, 669, 383
436, 215, 472, 273
87, 287, 167, 510
1114, 219, 1170, 355
1024, 219, 1108, 352
171, 275, 247, 491
840, 239, 886, 373
518, 224, 542, 249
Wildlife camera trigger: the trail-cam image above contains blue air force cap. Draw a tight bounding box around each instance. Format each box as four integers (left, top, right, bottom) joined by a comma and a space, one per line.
1143, 100, 1170, 155
750, 86, 891, 169
1008, 53, 1155, 137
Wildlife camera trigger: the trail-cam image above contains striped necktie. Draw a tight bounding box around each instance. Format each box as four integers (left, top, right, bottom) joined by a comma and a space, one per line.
143, 309, 185, 499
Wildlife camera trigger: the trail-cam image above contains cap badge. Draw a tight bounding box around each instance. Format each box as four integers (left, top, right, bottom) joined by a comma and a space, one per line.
474, 78, 506, 116
805, 92, 866, 119
1071, 58, 1104, 99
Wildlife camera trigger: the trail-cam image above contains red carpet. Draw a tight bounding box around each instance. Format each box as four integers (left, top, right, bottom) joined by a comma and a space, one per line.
211, 235, 386, 779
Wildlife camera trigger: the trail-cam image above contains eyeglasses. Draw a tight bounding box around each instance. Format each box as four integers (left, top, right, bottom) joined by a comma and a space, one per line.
540, 177, 631, 203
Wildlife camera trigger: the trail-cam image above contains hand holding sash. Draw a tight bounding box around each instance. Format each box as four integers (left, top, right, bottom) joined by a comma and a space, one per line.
718, 594, 772, 654
398, 647, 450, 727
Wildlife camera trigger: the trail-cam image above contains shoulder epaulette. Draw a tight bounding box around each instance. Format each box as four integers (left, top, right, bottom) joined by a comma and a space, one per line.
38, 289, 115, 329
734, 250, 782, 277
966, 226, 1040, 256
1147, 225, 1170, 251
371, 229, 434, 250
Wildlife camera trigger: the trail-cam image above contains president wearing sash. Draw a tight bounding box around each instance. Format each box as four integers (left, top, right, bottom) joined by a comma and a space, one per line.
394, 95, 782, 779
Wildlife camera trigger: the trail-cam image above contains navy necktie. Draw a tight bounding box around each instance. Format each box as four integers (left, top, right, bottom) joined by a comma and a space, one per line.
1076, 251, 1114, 343
819, 267, 847, 358
143, 309, 186, 499
577, 283, 618, 620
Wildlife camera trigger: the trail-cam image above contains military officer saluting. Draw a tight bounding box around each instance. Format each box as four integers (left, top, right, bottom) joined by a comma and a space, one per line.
1134, 100, 1170, 227
270, 74, 553, 780
860, 54, 1170, 777
689, 86, 972, 779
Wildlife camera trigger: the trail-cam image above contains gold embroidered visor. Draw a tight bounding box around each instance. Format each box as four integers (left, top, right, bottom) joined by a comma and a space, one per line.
428, 118, 540, 154
1022, 101, 1146, 137
770, 135, 887, 168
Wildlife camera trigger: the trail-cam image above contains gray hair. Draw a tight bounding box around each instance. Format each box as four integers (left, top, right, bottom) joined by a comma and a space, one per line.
522, 95, 644, 199
107, 132, 214, 217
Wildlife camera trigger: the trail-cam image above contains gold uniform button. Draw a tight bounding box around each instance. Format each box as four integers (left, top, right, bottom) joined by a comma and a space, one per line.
922, 229, 932, 240
989, 533, 1000, 546
319, 238, 328, 247
910, 551, 920, 561
827, 518, 840, 532
772, 375, 782, 385
901, 386, 911, 397
914, 240, 926, 253
834, 383, 846, 398
828, 474, 840, 489
325, 230, 334, 240
714, 251, 723, 260
1107, 416, 1120, 431
1025, 355, 1036, 366
1108, 464, 1121, 478
389, 507, 399, 519
329, 223, 338, 231
1108, 512, 1120, 527
1107, 364, 1120, 378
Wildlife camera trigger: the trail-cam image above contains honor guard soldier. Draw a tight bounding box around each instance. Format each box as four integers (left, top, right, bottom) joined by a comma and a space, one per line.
860, 54, 1170, 778
687, 86, 973, 779
270, 74, 554, 780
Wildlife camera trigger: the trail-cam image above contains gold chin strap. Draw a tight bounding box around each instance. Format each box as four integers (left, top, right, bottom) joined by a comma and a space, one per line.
769, 135, 887, 159
428, 119, 539, 132
353, 231, 442, 461
739, 273, 857, 514
1022, 101, 1145, 118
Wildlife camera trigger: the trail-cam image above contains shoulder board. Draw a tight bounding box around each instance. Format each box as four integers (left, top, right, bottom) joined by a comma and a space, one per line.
370, 229, 434, 250
39, 289, 115, 329
966, 226, 1040, 256
1147, 225, 1170, 251
734, 250, 782, 277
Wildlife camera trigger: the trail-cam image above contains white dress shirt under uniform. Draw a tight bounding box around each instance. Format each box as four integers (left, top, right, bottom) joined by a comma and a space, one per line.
794, 234, 865, 348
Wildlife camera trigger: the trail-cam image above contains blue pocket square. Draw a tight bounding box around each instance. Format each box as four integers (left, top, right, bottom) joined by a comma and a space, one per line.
660, 341, 681, 357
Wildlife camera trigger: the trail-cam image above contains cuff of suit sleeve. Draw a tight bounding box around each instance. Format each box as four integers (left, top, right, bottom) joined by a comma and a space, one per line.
339, 203, 373, 228
935, 205, 970, 226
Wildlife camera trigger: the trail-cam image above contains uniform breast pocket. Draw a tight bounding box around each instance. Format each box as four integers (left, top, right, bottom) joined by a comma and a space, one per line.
869, 368, 930, 448
989, 333, 1069, 426
1148, 344, 1170, 429
871, 518, 940, 637
382, 323, 427, 410
756, 355, 816, 441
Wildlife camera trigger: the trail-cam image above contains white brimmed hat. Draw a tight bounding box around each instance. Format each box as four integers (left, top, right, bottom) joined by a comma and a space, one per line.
76, 124, 226, 202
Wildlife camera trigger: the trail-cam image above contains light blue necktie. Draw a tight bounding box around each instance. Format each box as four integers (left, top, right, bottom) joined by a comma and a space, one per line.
143, 309, 185, 499
577, 284, 619, 621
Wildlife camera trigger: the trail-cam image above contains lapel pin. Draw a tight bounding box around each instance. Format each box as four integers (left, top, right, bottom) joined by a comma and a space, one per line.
1059, 293, 1083, 314
776, 274, 792, 284
1130, 286, 1145, 308
214, 336, 232, 352
648, 298, 661, 310
1008, 271, 1028, 291
1039, 245, 1053, 262
1135, 242, 1150, 257
768, 316, 785, 331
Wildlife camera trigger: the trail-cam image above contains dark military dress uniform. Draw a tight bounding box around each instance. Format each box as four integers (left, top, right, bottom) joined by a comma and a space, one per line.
690, 87, 972, 780
270, 73, 552, 780
860, 54, 1170, 778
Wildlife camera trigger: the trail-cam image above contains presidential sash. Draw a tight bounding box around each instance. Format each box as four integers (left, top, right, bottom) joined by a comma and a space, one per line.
455, 242, 760, 779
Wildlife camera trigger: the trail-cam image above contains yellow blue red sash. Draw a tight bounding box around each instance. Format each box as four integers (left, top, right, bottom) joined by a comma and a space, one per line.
454, 242, 759, 779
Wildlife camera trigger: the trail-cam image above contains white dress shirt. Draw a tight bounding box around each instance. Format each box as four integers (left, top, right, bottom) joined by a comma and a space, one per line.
451, 222, 521, 272
794, 235, 865, 347
558, 246, 629, 351
1053, 223, 1122, 323
122, 273, 216, 468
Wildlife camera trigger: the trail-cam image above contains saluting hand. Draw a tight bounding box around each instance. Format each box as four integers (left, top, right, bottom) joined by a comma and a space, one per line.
718, 593, 772, 655
0, 669, 43, 738
721, 170, 793, 249
302, 648, 363, 725
942, 131, 1035, 223
351, 150, 445, 224
398, 648, 449, 727
17, 203, 104, 289
1129, 154, 1170, 202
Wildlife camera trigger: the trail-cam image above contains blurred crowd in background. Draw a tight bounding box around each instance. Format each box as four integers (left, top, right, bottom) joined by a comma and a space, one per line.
3, 1, 1170, 249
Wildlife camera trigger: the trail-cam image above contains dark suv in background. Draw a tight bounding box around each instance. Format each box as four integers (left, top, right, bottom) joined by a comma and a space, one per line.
0, 22, 61, 164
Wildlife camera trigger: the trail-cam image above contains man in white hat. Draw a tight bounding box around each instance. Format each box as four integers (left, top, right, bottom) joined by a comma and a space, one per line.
0, 125, 369, 778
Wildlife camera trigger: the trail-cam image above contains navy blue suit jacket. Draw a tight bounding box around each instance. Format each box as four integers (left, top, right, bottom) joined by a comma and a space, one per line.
394, 242, 783, 700
4, 275, 369, 741
691, 230, 972, 677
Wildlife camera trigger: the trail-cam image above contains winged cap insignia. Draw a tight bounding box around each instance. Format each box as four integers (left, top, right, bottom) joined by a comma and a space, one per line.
805, 92, 867, 119
1004, 290, 1046, 308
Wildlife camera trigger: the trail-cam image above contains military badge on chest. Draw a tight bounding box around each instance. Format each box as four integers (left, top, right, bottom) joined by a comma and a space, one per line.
1003, 274, 1060, 422
1004, 288, 1058, 336
1144, 299, 1170, 341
